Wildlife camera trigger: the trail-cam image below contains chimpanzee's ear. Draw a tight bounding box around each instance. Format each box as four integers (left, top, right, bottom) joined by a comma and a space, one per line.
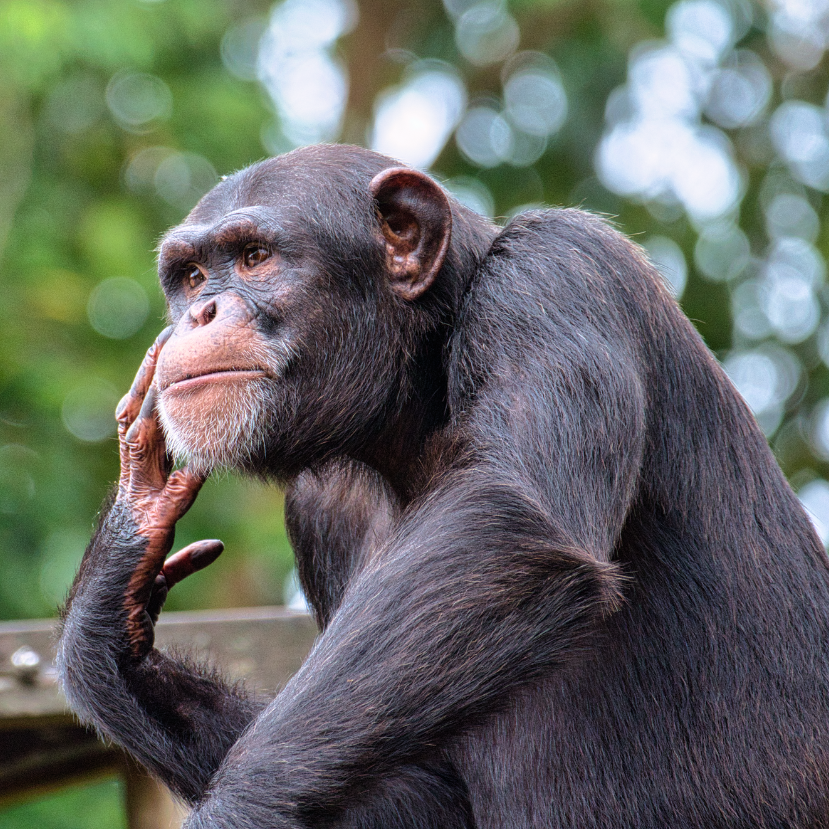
369, 167, 452, 301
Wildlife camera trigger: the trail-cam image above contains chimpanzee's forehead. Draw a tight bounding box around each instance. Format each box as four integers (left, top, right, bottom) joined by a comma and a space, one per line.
185, 146, 400, 225
159, 148, 402, 257
166, 176, 327, 253
184, 165, 310, 225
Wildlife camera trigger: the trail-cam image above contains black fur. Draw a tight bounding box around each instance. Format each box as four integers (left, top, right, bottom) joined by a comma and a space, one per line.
58, 145, 829, 828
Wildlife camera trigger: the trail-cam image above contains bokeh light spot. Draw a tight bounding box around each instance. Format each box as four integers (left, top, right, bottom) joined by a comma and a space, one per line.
257, 0, 356, 146
87, 277, 150, 340
105, 71, 172, 133
443, 176, 495, 217
456, 105, 508, 168
770, 101, 829, 191
705, 50, 771, 129
61, 380, 120, 443
221, 18, 266, 81
694, 222, 750, 282
764, 193, 819, 242
643, 236, 688, 298
154, 152, 219, 212
455, 2, 520, 67
371, 65, 466, 169
503, 53, 567, 139
723, 344, 801, 435
799, 478, 829, 545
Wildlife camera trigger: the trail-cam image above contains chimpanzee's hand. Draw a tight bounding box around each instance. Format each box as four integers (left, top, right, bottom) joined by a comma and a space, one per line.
114, 326, 223, 656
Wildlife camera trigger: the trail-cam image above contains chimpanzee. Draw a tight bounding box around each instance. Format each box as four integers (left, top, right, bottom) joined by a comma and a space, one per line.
58, 144, 829, 828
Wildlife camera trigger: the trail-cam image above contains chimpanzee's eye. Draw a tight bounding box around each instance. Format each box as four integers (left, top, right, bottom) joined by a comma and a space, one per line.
243, 243, 270, 268
185, 264, 206, 290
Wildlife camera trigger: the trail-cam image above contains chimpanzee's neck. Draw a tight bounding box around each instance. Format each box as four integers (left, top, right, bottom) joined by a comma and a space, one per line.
355, 357, 449, 505
358, 208, 497, 504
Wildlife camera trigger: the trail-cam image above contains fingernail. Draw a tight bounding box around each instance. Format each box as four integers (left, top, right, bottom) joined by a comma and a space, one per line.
115, 395, 130, 420
191, 540, 224, 565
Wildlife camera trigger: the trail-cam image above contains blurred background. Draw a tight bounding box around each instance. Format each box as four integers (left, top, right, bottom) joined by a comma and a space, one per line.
2, 0, 829, 823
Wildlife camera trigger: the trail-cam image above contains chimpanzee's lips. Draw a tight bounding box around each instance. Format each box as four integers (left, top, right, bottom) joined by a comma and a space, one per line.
161, 369, 269, 392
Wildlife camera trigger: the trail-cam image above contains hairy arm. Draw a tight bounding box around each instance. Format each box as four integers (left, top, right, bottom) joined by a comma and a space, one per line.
57, 329, 265, 804
187, 472, 626, 828
186, 338, 644, 827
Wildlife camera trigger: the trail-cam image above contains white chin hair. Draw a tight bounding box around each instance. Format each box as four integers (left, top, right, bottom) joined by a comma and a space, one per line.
157, 385, 270, 475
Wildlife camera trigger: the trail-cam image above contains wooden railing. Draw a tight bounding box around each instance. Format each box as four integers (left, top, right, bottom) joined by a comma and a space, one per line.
0, 607, 317, 828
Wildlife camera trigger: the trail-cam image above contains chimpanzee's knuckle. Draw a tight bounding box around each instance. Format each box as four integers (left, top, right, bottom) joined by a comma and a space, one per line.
126, 439, 144, 460
165, 477, 195, 503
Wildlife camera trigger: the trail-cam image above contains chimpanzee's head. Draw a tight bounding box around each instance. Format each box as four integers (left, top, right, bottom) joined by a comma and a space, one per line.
152, 145, 483, 479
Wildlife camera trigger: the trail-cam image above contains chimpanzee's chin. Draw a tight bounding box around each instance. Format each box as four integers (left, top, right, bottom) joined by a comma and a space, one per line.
157, 385, 271, 475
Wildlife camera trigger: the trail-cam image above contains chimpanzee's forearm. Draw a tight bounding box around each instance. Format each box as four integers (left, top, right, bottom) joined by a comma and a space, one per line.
181, 474, 624, 828
58, 497, 265, 804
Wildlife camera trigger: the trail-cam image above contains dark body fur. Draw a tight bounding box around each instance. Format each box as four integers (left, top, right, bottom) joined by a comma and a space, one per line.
58, 145, 829, 828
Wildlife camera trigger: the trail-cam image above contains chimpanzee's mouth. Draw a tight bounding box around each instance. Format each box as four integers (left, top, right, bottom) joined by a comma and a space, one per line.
164, 369, 269, 391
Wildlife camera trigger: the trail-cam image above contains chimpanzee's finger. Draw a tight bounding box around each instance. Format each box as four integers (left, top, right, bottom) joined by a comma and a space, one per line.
161, 539, 225, 589
125, 384, 162, 445
124, 385, 169, 490
116, 326, 174, 430
146, 573, 169, 625
157, 466, 208, 524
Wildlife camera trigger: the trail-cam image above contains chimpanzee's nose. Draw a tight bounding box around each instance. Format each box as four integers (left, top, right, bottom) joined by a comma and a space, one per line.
189, 297, 217, 326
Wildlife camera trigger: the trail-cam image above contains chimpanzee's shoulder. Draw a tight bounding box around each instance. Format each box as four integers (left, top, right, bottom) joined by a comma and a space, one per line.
462, 206, 661, 328
488, 207, 649, 271
446, 207, 661, 417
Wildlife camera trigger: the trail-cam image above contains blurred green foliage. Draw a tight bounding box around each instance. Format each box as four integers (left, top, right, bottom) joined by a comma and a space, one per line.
3, 0, 829, 824
2, 0, 829, 624
1, 778, 126, 829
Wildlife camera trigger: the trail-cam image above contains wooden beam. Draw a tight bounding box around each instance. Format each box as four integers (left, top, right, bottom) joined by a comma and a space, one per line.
123, 759, 189, 829
0, 607, 317, 809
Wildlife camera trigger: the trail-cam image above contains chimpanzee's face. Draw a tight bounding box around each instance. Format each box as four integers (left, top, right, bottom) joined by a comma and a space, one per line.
151, 153, 452, 479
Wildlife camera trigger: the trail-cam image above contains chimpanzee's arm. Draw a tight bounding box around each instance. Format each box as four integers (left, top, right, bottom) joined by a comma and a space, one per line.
186, 474, 625, 828
57, 330, 264, 804
184, 340, 644, 828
